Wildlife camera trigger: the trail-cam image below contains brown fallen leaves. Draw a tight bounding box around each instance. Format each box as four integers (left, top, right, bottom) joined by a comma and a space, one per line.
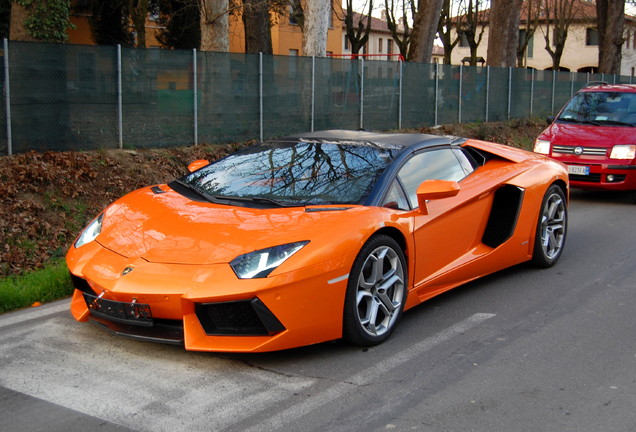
0, 142, 249, 277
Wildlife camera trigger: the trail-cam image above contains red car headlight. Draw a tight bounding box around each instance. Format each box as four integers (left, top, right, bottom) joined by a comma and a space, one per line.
609, 145, 636, 160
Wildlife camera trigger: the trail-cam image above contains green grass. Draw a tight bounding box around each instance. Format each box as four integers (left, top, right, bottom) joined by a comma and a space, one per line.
0, 259, 73, 314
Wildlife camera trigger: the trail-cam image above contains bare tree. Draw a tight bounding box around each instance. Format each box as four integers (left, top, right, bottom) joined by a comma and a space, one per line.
241, 0, 273, 53
517, 0, 541, 67
301, 0, 331, 56
437, 0, 459, 64
486, 0, 522, 67
455, 0, 488, 66
337, 0, 373, 56
541, 0, 588, 70
199, 0, 229, 51
597, 0, 626, 74
384, 0, 415, 60
129, 0, 149, 47
409, 0, 444, 63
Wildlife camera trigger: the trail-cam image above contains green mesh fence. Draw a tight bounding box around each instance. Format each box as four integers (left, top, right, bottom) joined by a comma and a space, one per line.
1, 41, 634, 155
401, 62, 435, 129
121, 47, 194, 148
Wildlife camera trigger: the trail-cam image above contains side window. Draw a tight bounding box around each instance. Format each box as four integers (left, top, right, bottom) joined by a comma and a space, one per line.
453, 148, 478, 175
382, 180, 410, 210
398, 148, 466, 208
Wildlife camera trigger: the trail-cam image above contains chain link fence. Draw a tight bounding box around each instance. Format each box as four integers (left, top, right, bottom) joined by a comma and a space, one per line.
1, 39, 633, 155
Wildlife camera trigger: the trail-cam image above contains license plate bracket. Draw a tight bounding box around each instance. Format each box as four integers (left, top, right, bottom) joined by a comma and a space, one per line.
83, 293, 153, 327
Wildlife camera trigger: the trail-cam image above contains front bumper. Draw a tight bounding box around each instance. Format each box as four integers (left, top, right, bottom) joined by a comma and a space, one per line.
565, 163, 636, 191
67, 242, 354, 352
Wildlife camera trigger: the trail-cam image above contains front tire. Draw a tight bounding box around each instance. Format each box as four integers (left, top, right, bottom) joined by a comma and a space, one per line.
532, 184, 567, 267
343, 235, 407, 346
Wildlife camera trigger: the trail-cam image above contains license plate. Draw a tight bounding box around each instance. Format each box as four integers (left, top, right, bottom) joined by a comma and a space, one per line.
567, 165, 590, 175
83, 293, 153, 326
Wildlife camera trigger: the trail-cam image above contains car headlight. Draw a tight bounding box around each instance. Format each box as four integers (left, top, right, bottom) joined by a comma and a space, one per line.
74, 213, 104, 248
609, 145, 636, 160
534, 139, 551, 155
230, 241, 309, 279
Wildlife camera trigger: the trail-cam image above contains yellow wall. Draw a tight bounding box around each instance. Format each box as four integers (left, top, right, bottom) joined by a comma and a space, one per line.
69, 3, 343, 57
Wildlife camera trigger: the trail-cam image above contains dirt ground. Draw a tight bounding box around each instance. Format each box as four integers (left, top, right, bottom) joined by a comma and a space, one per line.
0, 119, 546, 277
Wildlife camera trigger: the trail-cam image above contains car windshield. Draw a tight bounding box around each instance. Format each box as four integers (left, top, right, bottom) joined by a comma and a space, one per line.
557, 91, 636, 126
179, 140, 399, 206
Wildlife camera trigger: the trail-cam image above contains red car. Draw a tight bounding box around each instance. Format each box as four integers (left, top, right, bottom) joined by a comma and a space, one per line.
534, 83, 636, 202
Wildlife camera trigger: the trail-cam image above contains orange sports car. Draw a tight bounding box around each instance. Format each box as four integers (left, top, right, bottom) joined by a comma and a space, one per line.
67, 130, 569, 352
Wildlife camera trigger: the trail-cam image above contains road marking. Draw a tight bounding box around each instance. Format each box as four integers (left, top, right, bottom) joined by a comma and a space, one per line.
0, 302, 69, 330
240, 313, 496, 432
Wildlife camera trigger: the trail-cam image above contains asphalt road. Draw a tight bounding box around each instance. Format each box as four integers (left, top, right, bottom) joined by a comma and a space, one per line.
1, 189, 635, 432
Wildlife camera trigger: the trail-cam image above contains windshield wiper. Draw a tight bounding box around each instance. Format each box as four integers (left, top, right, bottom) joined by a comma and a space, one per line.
213, 195, 299, 208
592, 119, 636, 127
172, 179, 221, 204
557, 117, 601, 126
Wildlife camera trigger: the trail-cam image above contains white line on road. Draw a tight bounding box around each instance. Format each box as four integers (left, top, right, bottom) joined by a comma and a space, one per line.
241, 313, 496, 432
0, 301, 69, 330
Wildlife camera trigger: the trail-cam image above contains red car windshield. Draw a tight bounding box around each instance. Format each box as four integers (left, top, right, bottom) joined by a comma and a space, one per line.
557, 91, 636, 127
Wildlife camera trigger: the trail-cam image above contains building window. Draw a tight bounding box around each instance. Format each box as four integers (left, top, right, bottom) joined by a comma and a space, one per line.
379, 38, 383, 53
387, 39, 393, 56
627, 30, 631, 49
518, 30, 534, 58
458, 31, 469, 47
344, 35, 349, 50
586, 28, 599, 46
289, 5, 299, 25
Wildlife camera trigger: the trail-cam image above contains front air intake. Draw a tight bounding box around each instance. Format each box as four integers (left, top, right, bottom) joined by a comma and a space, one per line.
195, 298, 286, 336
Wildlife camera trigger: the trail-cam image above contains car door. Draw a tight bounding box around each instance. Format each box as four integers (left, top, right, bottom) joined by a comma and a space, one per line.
394, 147, 495, 298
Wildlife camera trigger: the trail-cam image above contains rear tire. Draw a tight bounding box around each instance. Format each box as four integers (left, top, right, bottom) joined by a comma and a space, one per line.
343, 235, 407, 346
532, 184, 567, 268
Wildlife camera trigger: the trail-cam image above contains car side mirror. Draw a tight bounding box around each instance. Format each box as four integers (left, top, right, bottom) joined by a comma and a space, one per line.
416, 180, 460, 215
546, 116, 555, 125
187, 159, 210, 173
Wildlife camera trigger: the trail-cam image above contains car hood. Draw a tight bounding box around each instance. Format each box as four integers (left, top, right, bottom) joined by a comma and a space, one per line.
539, 122, 636, 147
96, 185, 372, 265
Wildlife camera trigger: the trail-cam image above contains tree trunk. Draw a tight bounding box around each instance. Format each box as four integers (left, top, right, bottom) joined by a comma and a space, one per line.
409, 0, 444, 63
10, 2, 37, 42
597, 0, 625, 74
302, 0, 330, 57
486, 0, 522, 68
242, 0, 273, 54
199, 0, 229, 52
130, 0, 149, 48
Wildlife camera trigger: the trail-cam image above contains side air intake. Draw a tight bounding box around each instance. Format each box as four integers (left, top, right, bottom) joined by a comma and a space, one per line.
482, 185, 524, 248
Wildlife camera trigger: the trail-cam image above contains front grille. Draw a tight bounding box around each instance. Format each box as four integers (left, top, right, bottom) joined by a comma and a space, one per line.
570, 173, 602, 183
195, 298, 285, 336
553, 145, 607, 156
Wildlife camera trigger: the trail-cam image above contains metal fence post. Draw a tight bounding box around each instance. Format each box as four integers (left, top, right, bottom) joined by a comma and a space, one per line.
530, 69, 535, 118
458, 65, 463, 124
485, 66, 490, 123
117, 44, 123, 149
3, 38, 12, 156
311, 56, 315, 132
360, 57, 364, 129
398, 59, 403, 130
259, 52, 263, 142
507, 67, 512, 120
434, 63, 439, 126
551, 69, 556, 114
193, 49, 198, 145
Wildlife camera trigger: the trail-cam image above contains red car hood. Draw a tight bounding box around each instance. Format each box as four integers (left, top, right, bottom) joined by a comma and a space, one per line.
540, 122, 636, 147
96, 186, 367, 265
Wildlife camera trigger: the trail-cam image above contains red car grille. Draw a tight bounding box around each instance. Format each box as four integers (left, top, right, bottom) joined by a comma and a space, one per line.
553, 145, 607, 156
